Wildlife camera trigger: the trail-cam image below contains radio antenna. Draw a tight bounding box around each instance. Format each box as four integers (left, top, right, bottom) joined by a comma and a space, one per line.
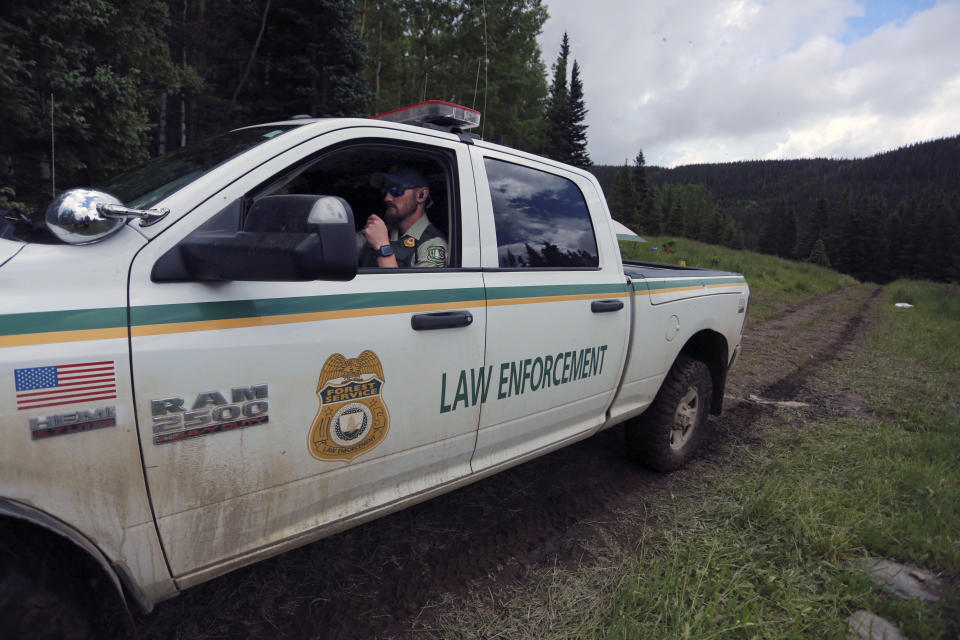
50, 93, 56, 198
480, 0, 488, 139
472, 59, 481, 110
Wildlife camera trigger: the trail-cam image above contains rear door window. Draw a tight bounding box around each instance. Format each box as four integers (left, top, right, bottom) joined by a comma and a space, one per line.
483, 158, 598, 268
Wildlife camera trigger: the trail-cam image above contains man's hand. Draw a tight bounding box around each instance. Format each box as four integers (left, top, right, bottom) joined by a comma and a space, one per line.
362, 213, 398, 268
362, 214, 390, 250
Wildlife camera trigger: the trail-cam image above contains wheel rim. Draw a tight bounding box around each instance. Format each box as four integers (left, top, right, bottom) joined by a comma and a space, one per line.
670, 386, 699, 450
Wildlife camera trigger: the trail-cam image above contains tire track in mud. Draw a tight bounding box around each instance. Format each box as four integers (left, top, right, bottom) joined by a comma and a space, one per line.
754, 286, 880, 402
709, 285, 881, 446
127, 285, 882, 640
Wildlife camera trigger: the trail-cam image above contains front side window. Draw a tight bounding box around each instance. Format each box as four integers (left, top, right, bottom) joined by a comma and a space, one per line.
484, 158, 598, 268
258, 142, 457, 269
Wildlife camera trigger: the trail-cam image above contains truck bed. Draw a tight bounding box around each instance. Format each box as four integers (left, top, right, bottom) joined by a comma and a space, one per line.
622, 259, 744, 280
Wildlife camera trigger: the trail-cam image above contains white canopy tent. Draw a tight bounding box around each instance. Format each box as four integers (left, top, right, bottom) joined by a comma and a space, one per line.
612, 219, 646, 243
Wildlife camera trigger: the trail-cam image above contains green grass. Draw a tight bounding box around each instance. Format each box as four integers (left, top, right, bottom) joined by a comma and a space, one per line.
620, 236, 857, 322
586, 280, 960, 639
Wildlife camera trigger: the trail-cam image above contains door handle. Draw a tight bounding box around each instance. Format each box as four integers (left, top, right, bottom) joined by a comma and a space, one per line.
591, 299, 624, 313
411, 310, 474, 330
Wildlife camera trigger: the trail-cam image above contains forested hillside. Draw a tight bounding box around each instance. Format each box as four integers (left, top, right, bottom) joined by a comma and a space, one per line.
1, 0, 590, 219
646, 135, 960, 235
592, 136, 960, 284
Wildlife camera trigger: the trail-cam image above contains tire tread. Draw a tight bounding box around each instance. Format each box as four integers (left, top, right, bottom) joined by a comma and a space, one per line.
626, 355, 713, 472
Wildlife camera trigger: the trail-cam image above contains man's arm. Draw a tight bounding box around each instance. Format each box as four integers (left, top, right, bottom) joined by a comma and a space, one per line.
361, 214, 398, 268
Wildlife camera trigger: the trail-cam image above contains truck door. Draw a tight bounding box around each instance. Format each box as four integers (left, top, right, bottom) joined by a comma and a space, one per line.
468, 148, 631, 472
128, 128, 485, 584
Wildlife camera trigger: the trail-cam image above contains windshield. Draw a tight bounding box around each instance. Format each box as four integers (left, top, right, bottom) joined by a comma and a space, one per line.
0, 124, 301, 243
100, 125, 300, 209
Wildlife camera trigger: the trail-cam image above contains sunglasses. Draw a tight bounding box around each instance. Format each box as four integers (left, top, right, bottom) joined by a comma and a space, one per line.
380, 185, 414, 197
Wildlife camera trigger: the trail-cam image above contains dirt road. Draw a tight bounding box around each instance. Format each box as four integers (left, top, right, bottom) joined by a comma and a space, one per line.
119, 285, 881, 639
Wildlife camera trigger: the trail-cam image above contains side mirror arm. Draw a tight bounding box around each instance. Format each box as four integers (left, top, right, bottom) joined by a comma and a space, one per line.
97, 203, 170, 227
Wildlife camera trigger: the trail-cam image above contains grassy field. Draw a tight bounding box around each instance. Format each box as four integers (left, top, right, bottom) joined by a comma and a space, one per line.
584, 279, 960, 639
619, 236, 857, 322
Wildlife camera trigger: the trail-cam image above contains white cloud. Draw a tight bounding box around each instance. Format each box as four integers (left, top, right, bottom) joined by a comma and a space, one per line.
538, 0, 960, 166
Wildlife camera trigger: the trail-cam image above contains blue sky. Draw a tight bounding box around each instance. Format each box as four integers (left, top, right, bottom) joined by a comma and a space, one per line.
841, 0, 938, 42
538, 0, 960, 166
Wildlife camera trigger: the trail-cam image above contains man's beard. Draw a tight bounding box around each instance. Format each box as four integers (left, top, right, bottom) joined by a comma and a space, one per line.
383, 205, 403, 227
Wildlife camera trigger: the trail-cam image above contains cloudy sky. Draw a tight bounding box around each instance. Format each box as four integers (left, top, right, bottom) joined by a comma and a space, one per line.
537, 0, 960, 167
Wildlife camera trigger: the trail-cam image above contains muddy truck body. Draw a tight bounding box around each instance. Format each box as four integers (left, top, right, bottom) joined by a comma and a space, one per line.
0, 102, 748, 632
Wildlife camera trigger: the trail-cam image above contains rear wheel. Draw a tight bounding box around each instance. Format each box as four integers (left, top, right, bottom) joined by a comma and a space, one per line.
626, 355, 713, 472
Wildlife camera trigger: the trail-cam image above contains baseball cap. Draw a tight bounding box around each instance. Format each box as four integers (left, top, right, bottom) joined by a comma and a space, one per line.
370, 166, 428, 189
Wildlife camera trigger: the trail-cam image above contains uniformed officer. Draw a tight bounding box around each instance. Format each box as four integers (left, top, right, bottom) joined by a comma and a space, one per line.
358, 166, 448, 268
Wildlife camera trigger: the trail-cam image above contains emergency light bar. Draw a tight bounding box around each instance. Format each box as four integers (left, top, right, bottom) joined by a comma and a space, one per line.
370, 101, 481, 132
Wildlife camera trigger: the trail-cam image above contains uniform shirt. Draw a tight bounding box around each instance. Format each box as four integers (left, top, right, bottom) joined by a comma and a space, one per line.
358, 215, 448, 267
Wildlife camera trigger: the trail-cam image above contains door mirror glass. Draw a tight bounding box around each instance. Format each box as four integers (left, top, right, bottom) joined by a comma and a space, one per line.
45, 188, 126, 244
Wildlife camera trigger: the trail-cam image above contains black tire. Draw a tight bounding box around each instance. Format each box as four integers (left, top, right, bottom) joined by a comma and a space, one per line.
0, 534, 93, 640
0, 570, 90, 640
626, 355, 713, 472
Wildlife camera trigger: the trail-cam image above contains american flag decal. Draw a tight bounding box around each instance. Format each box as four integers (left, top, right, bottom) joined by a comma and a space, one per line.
14, 361, 117, 411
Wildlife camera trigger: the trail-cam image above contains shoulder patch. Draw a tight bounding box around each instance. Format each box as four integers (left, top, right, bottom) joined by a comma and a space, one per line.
426, 245, 446, 266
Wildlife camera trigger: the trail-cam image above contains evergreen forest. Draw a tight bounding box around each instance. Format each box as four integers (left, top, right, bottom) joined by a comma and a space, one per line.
592, 135, 960, 284
0, 0, 587, 218
1, 1, 958, 285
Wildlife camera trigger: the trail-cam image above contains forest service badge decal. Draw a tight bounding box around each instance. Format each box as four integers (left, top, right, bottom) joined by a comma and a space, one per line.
308, 350, 389, 462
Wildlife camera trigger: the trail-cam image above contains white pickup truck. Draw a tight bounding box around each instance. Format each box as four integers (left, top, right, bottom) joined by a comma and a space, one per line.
0, 102, 748, 634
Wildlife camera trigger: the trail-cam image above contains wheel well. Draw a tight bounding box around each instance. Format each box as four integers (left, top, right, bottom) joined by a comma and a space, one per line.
0, 514, 130, 625
1, 515, 108, 589
679, 329, 728, 415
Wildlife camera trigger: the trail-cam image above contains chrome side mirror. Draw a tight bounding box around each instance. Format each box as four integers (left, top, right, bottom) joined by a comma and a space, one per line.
45, 188, 170, 245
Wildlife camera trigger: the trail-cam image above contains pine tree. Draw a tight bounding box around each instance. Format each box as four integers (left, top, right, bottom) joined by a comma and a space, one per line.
949, 194, 960, 282
885, 203, 907, 281
916, 186, 954, 282
633, 150, 657, 233
808, 238, 831, 267
567, 60, 590, 167
781, 206, 798, 259
543, 32, 572, 162
899, 196, 922, 274
668, 199, 684, 236
796, 194, 828, 260
722, 215, 745, 249
829, 187, 853, 261
608, 162, 638, 227
836, 196, 870, 280
656, 186, 676, 235
759, 199, 785, 256
758, 198, 797, 258
861, 196, 888, 283
707, 209, 725, 243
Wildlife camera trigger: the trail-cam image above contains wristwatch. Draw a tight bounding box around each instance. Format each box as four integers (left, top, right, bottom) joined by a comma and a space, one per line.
377, 243, 394, 257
